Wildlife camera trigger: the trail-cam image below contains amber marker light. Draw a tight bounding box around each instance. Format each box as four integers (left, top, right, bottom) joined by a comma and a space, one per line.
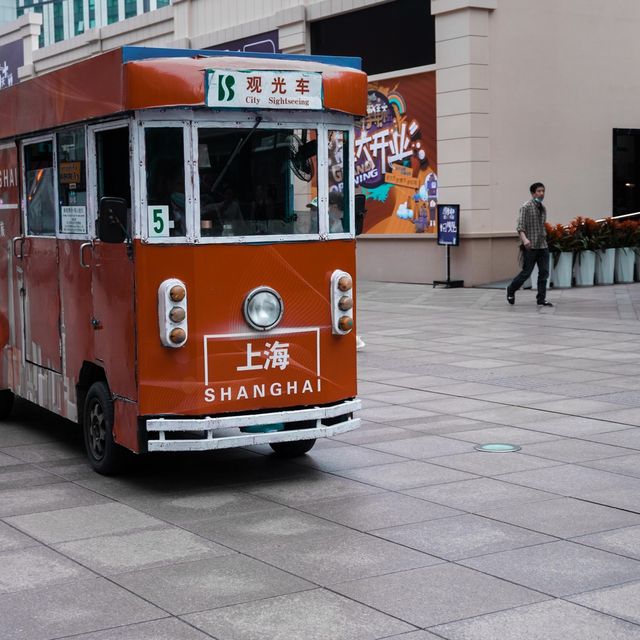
338, 295, 353, 311
337, 275, 353, 291
169, 328, 186, 344
169, 285, 186, 302
169, 306, 186, 322
338, 316, 353, 331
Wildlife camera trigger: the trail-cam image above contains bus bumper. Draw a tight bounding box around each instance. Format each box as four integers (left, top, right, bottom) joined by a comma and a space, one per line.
144, 399, 361, 452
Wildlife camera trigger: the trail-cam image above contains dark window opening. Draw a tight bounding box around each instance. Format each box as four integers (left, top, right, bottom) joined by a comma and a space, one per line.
613, 129, 640, 216
24, 140, 55, 236
95, 127, 131, 235
310, 0, 434, 75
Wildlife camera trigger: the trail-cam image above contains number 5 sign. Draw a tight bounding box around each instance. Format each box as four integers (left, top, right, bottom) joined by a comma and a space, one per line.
148, 205, 169, 238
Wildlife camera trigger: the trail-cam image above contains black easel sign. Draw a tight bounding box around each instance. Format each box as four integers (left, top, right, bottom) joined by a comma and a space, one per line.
433, 204, 464, 288
437, 204, 460, 246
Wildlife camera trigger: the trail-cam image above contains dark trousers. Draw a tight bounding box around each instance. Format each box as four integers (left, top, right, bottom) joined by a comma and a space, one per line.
508, 248, 550, 303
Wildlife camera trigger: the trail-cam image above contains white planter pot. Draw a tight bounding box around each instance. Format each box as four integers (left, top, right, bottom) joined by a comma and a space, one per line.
553, 251, 573, 288
595, 248, 615, 285
573, 250, 596, 286
615, 247, 635, 283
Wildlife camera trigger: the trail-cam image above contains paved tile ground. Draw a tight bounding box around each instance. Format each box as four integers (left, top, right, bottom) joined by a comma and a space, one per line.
4, 282, 640, 638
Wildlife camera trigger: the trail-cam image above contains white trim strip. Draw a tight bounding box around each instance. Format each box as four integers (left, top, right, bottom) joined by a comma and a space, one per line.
147, 418, 360, 452
147, 398, 360, 432
0, 204, 18, 210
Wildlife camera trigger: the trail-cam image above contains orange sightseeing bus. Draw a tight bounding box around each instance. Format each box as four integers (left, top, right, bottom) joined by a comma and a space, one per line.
0, 46, 365, 473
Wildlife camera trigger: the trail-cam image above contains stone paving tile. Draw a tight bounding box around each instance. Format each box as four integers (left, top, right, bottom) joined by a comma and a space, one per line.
460, 540, 640, 597
333, 424, 428, 445
0, 439, 85, 463
431, 599, 640, 640
589, 407, 640, 426
383, 632, 442, 640
586, 427, 640, 449
112, 555, 313, 615
526, 398, 624, 416
373, 514, 554, 560
182, 506, 351, 552
403, 477, 557, 512
496, 464, 639, 496
0, 520, 38, 552
294, 444, 407, 471
478, 496, 640, 538
0, 463, 67, 490
124, 489, 278, 525
54, 525, 235, 575
528, 415, 633, 437
363, 435, 477, 459
568, 580, 640, 626
233, 528, 442, 586
427, 451, 561, 476
445, 425, 561, 445
580, 452, 640, 478
0, 577, 165, 640
184, 588, 415, 640
0, 546, 94, 593
577, 485, 640, 513
295, 491, 461, 532
572, 525, 640, 561
6, 502, 164, 544
57, 619, 212, 639
0, 482, 109, 517
459, 406, 558, 427
513, 438, 633, 463
0, 452, 22, 467
335, 460, 476, 491
240, 471, 381, 506
332, 564, 548, 628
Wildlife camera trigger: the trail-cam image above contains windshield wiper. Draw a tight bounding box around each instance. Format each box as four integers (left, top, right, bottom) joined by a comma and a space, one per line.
209, 116, 263, 196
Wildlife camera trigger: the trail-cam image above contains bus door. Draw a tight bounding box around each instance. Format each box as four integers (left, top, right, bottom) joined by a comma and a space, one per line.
20, 137, 62, 372
86, 123, 137, 400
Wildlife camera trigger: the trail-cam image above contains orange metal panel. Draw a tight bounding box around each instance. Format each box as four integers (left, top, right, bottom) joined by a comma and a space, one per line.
134, 241, 357, 417
0, 49, 125, 141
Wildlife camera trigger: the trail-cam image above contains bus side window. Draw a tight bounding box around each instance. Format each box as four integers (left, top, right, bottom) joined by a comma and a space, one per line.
24, 141, 55, 236
57, 127, 87, 236
95, 127, 131, 239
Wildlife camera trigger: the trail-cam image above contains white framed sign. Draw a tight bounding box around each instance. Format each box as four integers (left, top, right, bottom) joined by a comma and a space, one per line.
148, 205, 170, 238
206, 70, 323, 110
60, 206, 87, 234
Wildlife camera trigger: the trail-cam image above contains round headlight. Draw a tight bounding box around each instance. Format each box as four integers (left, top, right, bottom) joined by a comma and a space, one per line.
244, 287, 284, 331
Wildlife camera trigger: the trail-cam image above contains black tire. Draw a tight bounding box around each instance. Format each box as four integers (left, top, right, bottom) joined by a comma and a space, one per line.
269, 420, 316, 457
0, 390, 14, 419
269, 438, 316, 457
83, 381, 126, 475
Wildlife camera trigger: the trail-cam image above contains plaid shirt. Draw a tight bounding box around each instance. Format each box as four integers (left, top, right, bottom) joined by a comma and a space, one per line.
516, 198, 547, 249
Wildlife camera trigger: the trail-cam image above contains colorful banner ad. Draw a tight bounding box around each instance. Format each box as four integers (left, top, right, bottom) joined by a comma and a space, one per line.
355, 71, 437, 234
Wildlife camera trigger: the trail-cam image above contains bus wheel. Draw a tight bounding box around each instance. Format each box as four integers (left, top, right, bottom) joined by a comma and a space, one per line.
0, 390, 14, 419
83, 382, 125, 475
269, 439, 316, 457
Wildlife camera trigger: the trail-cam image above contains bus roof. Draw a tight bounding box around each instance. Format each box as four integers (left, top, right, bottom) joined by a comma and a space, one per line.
0, 47, 367, 141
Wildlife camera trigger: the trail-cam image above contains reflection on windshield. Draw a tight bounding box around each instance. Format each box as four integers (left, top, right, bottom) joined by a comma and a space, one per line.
198, 128, 318, 237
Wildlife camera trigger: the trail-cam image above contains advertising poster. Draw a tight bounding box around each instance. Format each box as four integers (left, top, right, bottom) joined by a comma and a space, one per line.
0, 40, 23, 90
355, 71, 437, 234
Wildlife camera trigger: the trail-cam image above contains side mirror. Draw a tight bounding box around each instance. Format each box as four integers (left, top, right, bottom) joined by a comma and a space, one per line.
355, 193, 367, 236
98, 197, 128, 243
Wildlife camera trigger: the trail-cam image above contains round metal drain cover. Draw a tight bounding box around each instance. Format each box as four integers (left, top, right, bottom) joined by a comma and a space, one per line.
474, 443, 521, 453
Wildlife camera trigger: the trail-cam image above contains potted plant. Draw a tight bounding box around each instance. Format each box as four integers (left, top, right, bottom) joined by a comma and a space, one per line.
613, 219, 638, 283
594, 217, 616, 285
545, 222, 573, 288
569, 217, 598, 287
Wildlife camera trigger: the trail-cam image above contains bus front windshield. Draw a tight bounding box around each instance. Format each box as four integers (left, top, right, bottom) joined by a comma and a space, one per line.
197, 127, 318, 237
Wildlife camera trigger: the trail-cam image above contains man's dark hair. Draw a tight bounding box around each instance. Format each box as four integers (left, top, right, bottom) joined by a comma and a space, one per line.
530, 182, 545, 194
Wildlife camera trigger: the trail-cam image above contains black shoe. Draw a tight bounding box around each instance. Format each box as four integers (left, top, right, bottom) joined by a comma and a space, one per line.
537, 300, 553, 307
506, 289, 515, 305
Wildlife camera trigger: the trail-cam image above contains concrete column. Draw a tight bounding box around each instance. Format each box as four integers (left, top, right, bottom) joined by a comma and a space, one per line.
276, 6, 307, 54
432, 0, 496, 234
172, 0, 191, 47
0, 12, 43, 80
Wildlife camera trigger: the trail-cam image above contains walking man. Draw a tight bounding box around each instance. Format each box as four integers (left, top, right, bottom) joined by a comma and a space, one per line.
506, 182, 553, 307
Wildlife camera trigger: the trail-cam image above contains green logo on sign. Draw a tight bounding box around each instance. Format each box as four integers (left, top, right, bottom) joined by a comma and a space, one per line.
217, 74, 236, 102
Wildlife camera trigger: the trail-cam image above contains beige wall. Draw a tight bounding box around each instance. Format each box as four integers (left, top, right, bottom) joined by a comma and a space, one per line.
488, 0, 640, 230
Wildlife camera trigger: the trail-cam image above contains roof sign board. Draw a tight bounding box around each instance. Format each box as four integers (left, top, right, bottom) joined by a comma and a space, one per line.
205, 70, 323, 110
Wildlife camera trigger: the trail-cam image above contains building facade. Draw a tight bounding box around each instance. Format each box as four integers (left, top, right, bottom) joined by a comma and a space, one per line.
2, 0, 640, 285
